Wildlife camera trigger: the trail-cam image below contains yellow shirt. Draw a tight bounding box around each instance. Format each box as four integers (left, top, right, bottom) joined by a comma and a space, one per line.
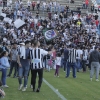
77, 21, 81, 26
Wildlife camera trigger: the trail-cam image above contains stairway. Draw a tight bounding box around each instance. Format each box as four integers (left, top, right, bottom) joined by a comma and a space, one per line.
12, 0, 93, 17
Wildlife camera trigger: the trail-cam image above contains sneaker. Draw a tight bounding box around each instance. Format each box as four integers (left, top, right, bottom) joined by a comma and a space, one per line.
54, 75, 56, 77
30, 85, 33, 89
3, 85, 9, 88
25, 85, 27, 88
18, 84, 23, 90
57, 76, 59, 77
90, 78, 92, 81
65, 76, 68, 78
7, 75, 10, 77
96, 79, 99, 82
36, 88, 40, 92
13, 76, 17, 78
22, 87, 26, 91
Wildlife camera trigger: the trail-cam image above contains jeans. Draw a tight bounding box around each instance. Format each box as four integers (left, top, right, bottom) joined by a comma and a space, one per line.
61, 58, 64, 68
46, 65, 50, 71
1, 69, 7, 85
50, 6, 52, 12
63, 60, 67, 71
18, 66, 30, 87
82, 60, 87, 72
98, 25, 100, 34
46, 59, 52, 71
66, 62, 76, 78
82, 4, 85, 9
8, 61, 18, 76
76, 59, 82, 71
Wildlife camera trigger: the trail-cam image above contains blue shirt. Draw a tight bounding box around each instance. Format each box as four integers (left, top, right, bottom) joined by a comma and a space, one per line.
0, 57, 10, 69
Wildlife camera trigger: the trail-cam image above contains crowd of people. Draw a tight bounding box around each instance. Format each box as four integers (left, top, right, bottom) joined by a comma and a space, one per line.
0, 0, 100, 97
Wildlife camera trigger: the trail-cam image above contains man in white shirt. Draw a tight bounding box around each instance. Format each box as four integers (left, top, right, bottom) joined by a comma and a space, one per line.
53, 0, 57, 12
76, 46, 83, 72
17, 10, 20, 18
27, 0, 31, 11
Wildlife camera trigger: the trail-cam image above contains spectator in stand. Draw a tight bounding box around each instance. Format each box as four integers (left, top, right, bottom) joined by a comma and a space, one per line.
98, 5, 100, 12
42, 1, 47, 13
59, 12, 63, 22
27, 0, 31, 11
98, 21, 100, 34
66, 5, 69, 12
77, 5, 81, 11
82, 0, 86, 9
63, 11, 67, 22
37, 0, 40, 11
48, 12, 52, 20
95, 19, 99, 29
91, 4, 95, 13
85, 0, 89, 9
70, 0, 74, 3
32, 1, 36, 11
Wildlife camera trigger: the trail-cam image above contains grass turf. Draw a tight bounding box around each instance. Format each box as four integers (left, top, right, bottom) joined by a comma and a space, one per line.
2, 68, 100, 100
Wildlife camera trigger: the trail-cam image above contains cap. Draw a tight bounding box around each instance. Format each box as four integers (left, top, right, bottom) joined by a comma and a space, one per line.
19, 42, 25, 45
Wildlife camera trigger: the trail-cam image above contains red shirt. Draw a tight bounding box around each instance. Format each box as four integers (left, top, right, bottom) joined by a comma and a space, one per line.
32, 2, 35, 6
30, 22, 34, 28
37, 22, 41, 27
95, 20, 99, 26
85, 0, 89, 5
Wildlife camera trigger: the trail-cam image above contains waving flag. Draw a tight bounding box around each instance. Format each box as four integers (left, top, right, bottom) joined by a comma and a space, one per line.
43, 28, 59, 41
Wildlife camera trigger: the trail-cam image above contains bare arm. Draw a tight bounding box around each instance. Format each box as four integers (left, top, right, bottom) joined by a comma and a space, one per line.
17, 55, 22, 67
48, 50, 55, 55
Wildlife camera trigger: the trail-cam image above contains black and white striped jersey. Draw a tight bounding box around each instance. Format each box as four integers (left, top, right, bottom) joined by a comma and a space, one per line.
68, 48, 77, 63
30, 47, 48, 70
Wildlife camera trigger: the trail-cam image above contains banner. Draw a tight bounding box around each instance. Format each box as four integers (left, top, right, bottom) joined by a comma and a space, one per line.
71, 10, 81, 16
43, 28, 58, 41
4, 17, 12, 24
14, 19, 26, 29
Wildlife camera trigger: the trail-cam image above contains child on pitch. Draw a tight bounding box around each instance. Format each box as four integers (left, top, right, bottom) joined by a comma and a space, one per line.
54, 52, 61, 77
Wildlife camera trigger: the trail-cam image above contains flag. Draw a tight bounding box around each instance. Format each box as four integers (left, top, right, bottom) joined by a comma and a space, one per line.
43, 28, 58, 41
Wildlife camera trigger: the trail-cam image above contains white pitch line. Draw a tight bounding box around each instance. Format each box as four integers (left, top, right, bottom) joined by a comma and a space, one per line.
43, 78, 67, 100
